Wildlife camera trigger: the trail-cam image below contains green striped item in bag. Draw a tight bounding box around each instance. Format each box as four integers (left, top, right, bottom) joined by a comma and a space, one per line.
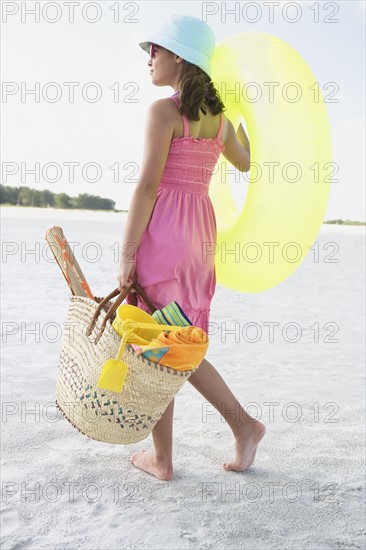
152, 301, 192, 327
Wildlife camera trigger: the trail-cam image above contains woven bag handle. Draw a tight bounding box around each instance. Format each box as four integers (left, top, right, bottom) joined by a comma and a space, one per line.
86, 279, 156, 343
126, 279, 157, 313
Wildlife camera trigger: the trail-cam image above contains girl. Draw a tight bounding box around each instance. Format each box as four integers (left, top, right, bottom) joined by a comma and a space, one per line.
117, 15, 265, 481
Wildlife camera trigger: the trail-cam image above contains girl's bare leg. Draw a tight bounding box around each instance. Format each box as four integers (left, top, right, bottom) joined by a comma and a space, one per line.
129, 357, 266, 479
128, 398, 174, 481
187, 357, 266, 471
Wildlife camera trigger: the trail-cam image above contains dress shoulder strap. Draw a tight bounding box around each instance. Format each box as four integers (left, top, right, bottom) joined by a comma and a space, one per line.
169, 94, 189, 137
169, 93, 224, 142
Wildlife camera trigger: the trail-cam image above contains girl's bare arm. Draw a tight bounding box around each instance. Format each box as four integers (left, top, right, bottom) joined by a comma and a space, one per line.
120, 99, 173, 262
236, 122, 250, 154
222, 119, 250, 172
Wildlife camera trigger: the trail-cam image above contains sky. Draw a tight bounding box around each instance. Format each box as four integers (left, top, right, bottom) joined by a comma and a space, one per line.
1, 0, 365, 220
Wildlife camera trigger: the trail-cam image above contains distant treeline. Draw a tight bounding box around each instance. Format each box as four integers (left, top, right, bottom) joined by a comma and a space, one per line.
324, 219, 365, 226
1, 186, 365, 222
0, 185, 116, 211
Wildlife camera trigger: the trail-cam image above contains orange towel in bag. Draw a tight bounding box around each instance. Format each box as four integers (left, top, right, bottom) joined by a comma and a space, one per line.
130, 326, 209, 371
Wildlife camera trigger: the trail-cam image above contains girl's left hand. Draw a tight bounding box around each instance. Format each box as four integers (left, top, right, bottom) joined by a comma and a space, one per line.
117, 258, 136, 292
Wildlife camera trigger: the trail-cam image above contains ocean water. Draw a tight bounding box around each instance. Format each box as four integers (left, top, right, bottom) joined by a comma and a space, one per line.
1, 205, 365, 333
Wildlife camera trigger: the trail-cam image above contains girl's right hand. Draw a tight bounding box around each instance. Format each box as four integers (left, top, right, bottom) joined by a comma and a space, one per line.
117, 258, 136, 292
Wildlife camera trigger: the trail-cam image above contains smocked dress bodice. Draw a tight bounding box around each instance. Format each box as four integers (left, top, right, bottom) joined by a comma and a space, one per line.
159, 92, 225, 195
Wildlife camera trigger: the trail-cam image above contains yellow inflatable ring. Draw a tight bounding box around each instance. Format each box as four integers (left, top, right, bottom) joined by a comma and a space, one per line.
209, 32, 332, 292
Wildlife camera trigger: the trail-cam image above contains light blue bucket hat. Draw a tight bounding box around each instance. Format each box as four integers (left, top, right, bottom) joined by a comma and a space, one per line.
139, 15, 216, 78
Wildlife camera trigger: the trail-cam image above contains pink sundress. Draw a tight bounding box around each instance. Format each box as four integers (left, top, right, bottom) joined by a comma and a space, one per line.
125, 91, 225, 332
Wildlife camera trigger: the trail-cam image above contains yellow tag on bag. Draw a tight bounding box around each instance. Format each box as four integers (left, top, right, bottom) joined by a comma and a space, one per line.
97, 327, 130, 393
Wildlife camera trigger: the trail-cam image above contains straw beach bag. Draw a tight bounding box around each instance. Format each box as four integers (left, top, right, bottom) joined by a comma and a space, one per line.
56, 282, 205, 445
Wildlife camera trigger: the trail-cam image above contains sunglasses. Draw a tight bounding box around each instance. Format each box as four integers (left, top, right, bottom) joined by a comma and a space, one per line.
149, 43, 160, 59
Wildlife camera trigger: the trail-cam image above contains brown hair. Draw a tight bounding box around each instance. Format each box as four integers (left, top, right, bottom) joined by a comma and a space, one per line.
176, 60, 226, 120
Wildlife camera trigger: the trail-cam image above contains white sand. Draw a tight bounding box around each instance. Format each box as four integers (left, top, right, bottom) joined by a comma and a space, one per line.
1, 208, 365, 549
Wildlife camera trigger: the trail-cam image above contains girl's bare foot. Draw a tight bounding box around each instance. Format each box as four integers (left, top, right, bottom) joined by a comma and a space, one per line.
128, 450, 173, 481
223, 420, 266, 472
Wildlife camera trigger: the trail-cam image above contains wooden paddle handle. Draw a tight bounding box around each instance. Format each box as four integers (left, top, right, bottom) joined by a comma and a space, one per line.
86, 279, 157, 343
45, 226, 94, 299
